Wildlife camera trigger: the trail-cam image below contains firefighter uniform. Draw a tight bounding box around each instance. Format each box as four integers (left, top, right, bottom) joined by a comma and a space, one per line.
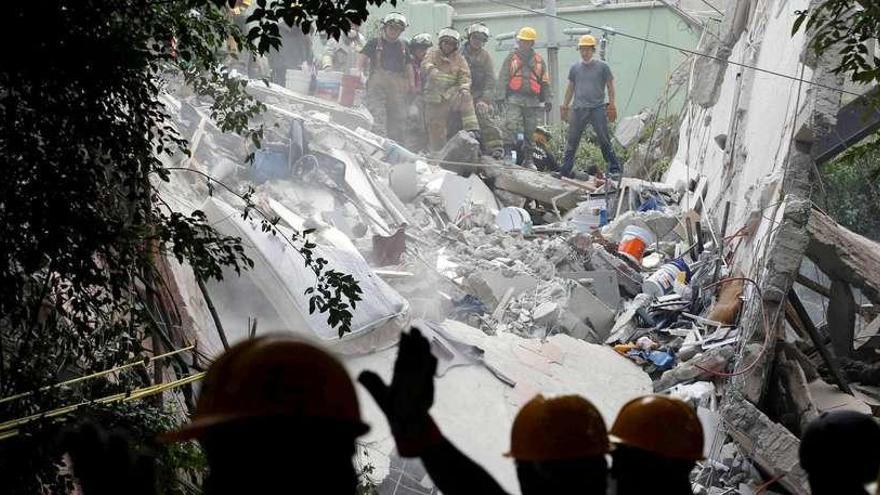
496, 28, 552, 166
462, 40, 504, 156
361, 13, 412, 144
404, 33, 433, 153
422, 31, 479, 153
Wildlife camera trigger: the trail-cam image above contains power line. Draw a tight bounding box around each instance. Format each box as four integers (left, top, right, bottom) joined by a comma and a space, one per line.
698, 0, 724, 17
485, 0, 864, 98
623, 1, 654, 113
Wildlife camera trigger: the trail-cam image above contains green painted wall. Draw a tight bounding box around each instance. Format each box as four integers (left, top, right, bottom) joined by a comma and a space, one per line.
350, 0, 700, 119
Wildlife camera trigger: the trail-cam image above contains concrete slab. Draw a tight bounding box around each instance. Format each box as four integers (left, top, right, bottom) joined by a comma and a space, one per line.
807, 379, 872, 415
566, 285, 616, 341
467, 270, 540, 309
560, 270, 622, 309
439, 173, 500, 222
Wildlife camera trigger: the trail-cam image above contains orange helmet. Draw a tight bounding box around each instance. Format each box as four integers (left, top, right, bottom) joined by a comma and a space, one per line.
161, 334, 369, 442
506, 394, 609, 461
610, 395, 703, 461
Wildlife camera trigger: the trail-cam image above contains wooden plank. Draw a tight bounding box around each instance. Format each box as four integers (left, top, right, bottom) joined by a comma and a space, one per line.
807, 208, 880, 305
786, 291, 852, 394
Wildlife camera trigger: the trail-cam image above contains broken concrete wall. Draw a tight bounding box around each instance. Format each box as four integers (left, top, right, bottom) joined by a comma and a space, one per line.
666, 0, 815, 272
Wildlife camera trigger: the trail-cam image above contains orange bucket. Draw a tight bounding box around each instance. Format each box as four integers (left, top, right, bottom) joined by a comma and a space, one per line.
617, 225, 655, 265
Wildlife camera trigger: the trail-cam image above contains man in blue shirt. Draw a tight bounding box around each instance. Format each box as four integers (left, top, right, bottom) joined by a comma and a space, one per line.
558, 35, 620, 178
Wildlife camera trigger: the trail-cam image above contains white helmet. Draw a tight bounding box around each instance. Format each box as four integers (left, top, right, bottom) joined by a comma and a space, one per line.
466, 23, 490, 40
382, 12, 408, 29
410, 33, 434, 48
438, 27, 461, 43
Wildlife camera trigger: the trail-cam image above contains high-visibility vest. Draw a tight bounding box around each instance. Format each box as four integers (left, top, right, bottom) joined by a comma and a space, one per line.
507, 52, 544, 95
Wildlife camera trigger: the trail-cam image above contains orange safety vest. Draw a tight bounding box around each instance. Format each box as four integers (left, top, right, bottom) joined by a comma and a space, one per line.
507, 51, 544, 95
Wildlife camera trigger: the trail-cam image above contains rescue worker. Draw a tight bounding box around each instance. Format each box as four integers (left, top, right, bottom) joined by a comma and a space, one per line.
410, 33, 433, 90
358, 12, 413, 143
461, 23, 504, 158
559, 35, 620, 178
320, 21, 365, 73
799, 410, 880, 495
269, 24, 314, 87
496, 27, 552, 168
162, 334, 371, 494
531, 125, 559, 172
359, 328, 609, 494
405, 33, 433, 152
422, 28, 480, 153
609, 395, 703, 495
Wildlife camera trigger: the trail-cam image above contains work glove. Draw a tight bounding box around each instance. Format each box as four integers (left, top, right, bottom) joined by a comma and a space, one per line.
544, 101, 552, 113
607, 102, 618, 123
560, 105, 570, 123
475, 100, 490, 114
358, 328, 441, 457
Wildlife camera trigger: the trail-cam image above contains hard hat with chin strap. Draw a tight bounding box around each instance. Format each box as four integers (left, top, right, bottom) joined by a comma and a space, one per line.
466, 23, 490, 40
382, 12, 408, 29
438, 27, 461, 44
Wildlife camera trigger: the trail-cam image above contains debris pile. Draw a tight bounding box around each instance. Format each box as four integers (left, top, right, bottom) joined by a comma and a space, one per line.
157, 73, 880, 494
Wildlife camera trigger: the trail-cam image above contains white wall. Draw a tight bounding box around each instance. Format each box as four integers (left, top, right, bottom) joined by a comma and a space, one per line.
665, 0, 813, 272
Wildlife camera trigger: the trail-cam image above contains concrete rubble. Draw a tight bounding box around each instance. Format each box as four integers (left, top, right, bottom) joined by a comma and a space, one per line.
156, 77, 655, 494
152, 1, 880, 487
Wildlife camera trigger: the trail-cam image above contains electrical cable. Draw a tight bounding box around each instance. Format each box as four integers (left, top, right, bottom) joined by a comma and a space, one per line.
485, 0, 864, 98
697, 0, 724, 17
0, 372, 206, 439
622, 1, 654, 113
0, 345, 196, 405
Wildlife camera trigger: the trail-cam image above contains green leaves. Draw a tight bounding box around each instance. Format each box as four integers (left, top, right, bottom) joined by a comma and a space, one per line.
792, 0, 880, 100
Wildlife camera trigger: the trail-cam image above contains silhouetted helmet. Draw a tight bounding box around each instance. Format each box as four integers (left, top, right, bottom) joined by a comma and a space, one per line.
161, 334, 369, 442
506, 394, 610, 461
610, 395, 703, 461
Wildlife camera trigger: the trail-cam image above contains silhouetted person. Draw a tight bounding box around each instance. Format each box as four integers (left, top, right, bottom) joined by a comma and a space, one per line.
508, 394, 609, 494
63, 421, 157, 495
359, 327, 609, 494
609, 395, 703, 495
800, 410, 880, 495
162, 334, 371, 494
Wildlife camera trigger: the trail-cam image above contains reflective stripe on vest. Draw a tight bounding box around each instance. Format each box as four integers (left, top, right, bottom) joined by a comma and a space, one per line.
507, 52, 542, 95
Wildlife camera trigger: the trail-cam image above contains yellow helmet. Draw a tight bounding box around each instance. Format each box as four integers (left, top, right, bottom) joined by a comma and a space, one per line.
516, 27, 538, 41
578, 34, 597, 47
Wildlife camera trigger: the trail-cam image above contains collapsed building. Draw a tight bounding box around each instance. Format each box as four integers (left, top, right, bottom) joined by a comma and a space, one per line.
149, 1, 880, 493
